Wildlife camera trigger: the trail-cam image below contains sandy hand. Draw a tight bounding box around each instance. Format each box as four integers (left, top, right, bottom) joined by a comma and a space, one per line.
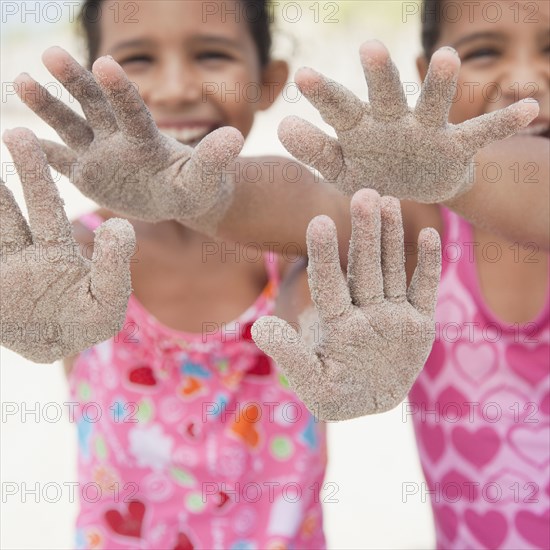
1, 128, 135, 363
279, 40, 539, 203
252, 189, 441, 421
15, 47, 243, 228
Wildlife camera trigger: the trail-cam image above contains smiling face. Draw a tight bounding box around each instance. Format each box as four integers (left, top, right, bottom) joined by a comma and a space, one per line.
417, 0, 550, 137
96, 0, 287, 146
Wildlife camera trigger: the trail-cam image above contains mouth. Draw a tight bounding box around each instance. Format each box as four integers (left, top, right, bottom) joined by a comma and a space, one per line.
517, 120, 550, 139
158, 123, 221, 147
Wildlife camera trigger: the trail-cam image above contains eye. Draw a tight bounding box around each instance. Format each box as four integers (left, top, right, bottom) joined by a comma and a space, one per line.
118, 54, 154, 67
197, 51, 233, 61
461, 48, 500, 62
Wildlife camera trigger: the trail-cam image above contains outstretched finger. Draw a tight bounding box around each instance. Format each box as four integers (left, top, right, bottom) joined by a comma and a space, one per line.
407, 227, 441, 317
14, 73, 93, 153
3, 128, 73, 244
295, 67, 366, 132
42, 46, 118, 135
347, 189, 384, 306
252, 315, 321, 392
278, 116, 344, 182
380, 197, 407, 302
457, 99, 539, 153
307, 215, 351, 321
359, 40, 408, 119
0, 179, 32, 249
415, 47, 461, 127
93, 56, 158, 142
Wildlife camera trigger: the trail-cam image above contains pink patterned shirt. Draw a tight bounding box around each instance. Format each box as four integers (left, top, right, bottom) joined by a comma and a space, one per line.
70, 213, 327, 550
409, 207, 549, 550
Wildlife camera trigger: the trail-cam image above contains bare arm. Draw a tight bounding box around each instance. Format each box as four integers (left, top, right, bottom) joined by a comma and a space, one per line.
444, 136, 549, 249
215, 156, 352, 266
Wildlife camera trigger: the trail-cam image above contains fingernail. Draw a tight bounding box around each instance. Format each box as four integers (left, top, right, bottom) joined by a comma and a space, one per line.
14, 72, 31, 82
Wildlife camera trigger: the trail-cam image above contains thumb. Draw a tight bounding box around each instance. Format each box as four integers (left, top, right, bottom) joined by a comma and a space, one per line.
193, 126, 244, 169
90, 218, 135, 317
461, 98, 539, 152
252, 315, 319, 390
183, 127, 244, 215
278, 116, 344, 183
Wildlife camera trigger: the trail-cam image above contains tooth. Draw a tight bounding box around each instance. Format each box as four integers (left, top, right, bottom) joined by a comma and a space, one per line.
162, 126, 215, 144
161, 126, 211, 144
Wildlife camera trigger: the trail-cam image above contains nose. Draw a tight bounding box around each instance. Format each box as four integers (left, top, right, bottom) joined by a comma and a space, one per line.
147, 57, 202, 108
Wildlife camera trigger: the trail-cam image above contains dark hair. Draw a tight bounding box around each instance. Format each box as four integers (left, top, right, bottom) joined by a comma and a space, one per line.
78, 0, 273, 68
421, 0, 442, 59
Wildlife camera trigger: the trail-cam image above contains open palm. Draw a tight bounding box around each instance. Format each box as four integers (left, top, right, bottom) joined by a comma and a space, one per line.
1, 128, 135, 363
252, 189, 441, 421
278, 41, 538, 202
15, 47, 243, 224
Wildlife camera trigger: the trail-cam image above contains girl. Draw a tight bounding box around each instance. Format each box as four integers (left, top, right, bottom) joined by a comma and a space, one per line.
411, 3, 549, 547
5, 1, 441, 548
9, 1, 335, 548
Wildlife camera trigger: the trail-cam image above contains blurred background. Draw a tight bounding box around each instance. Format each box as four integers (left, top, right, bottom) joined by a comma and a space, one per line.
0, 1, 434, 548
